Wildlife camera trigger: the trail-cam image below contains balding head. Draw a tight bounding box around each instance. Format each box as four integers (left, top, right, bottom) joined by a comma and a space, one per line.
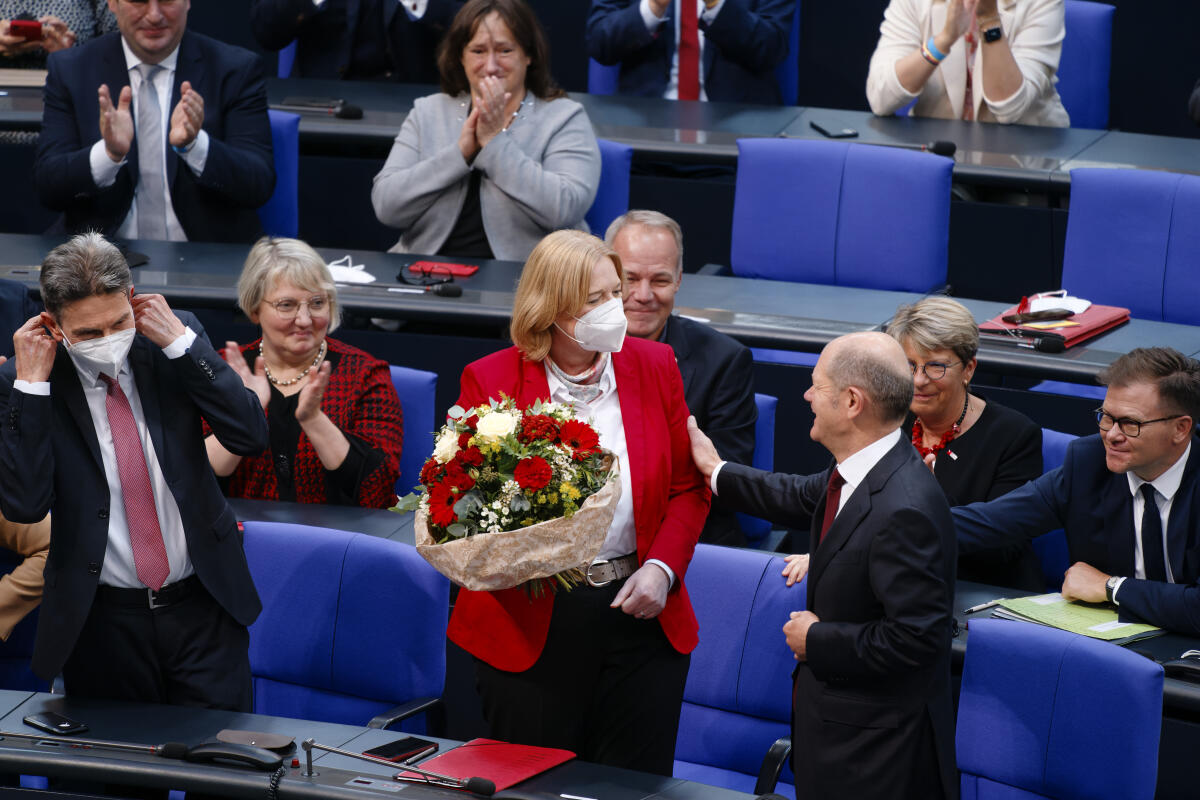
822, 332, 914, 427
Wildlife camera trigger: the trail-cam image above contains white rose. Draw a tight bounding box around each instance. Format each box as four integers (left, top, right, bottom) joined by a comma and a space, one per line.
432, 429, 460, 463
474, 410, 519, 442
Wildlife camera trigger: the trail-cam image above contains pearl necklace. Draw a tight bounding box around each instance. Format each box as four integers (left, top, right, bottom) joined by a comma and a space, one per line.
261, 339, 327, 387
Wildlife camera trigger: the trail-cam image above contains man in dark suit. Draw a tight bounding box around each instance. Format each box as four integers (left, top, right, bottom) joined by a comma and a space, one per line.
34, 0, 275, 243
688, 332, 957, 800
250, 0, 462, 81
0, 279, 39, 360
586, 0, 794, 104
955, 347, 1200, 636
0, 233, 267, 709
607, 210, 755, 546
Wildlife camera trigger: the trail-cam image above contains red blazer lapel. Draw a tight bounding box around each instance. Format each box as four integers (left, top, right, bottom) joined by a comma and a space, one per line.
612, 350, 648, 554
517, 355, 551, 408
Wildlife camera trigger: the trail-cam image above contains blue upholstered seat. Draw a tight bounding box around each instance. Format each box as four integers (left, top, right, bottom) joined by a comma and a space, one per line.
1058, 0, 1115, 129
958, 618, 1163, 800
585, 138, 633, 237
738, 393, 778, 545
256, 110, 300, 238
389, 365, 438, 496
1031, 428, 1076, 591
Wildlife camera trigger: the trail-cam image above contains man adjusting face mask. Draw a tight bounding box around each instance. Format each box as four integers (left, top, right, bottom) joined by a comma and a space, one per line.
62, 328, 137, 379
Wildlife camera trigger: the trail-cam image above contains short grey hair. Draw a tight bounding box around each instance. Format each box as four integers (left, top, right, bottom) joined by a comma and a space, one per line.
237, 237, 341, 332
826, 347, 914, 425
604, 209, 684, 275
40, 232, 132, 316
887, 296, 979, 365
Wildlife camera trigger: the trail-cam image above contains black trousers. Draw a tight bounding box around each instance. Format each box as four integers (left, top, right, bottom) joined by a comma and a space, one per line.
474, 578, 690, 776
62, 576, 252, 711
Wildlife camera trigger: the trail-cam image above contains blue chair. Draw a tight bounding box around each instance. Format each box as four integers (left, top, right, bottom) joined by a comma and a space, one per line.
587, 59, 619, 95
1032, 428, 1076, 590
731, 139, 952, 292
674, 544, 800, 798
257, 110, 300, 238
1058, 0, 1115, 129
585, 138, 633, 236
738, 393, 778, 545
390, 365, 438, 496
958, 618, 1163, 800
278, 41, 297, 79
243, 521, 449, 729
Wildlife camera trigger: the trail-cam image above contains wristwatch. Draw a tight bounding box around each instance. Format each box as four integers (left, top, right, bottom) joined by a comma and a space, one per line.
981, 22, 1004, 43
1105, 575, 1122, 603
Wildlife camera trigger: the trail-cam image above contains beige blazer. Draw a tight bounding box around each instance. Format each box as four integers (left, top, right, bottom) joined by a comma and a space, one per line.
866, 0, 1070, 127
0, 512, 49, 641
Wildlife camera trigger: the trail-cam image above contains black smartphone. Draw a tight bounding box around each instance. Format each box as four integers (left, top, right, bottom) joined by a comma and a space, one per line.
363, 736, 437, 763
24, 712, 88, 736
810, 120, 859, 139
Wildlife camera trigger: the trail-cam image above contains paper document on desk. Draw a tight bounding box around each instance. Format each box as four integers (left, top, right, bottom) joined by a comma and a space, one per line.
993, 593, 1164, 644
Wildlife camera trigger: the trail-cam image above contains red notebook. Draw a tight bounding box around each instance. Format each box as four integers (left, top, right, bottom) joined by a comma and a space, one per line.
979, 302, 1130, 349
399, 738, 574, 792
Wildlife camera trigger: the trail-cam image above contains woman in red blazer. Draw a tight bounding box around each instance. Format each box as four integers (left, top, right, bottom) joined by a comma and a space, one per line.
448, 230, 709, 775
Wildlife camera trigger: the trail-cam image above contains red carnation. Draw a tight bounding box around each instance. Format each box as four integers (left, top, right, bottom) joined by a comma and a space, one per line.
559, 420, 600, 460
514, 456, 553, 491
458, 431, 473, 449
519, 414, 560, 444
429, 484, 458, 528
419, 457, 441, 487
465, 413, 479, 430
457, 446, 484, 467
444, 459, 476, 492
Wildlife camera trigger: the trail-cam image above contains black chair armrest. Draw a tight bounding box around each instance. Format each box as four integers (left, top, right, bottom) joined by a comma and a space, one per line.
366, 696, 441, 730
696, 262, 731, 276
753, 735, 792, 795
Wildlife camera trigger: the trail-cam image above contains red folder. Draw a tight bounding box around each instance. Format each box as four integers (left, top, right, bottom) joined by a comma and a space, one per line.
979, 302, 1130, 349
399, 738, 574, 792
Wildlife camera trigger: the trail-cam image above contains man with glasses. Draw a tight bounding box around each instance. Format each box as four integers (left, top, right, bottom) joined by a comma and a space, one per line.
34, 0, 275, 243
953, 347, 1200, 635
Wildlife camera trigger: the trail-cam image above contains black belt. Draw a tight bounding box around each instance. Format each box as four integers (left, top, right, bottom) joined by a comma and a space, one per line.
95, 575, 201, 610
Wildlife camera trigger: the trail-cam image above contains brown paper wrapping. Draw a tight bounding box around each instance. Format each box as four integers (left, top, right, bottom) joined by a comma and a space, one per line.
414, 453, 621, 591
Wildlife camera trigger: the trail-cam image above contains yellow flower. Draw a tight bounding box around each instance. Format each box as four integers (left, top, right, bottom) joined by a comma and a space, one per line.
560, 482, 581, 500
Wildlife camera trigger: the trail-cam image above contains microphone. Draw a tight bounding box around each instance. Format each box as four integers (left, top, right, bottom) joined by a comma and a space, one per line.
872, 140, 957, 157
383, 283, 463, 297
979, 331, 1066, 353
0, 729, 189, 759
273, 97, 364, 120
302, 738, 496, 796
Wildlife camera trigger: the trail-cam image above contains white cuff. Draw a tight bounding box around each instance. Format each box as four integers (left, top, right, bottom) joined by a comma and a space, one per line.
401, 0, 428, 19
313, 0, 325, 6
1110, 576, 1127, 605
90, 139, 125, 188
13, 380, 50, 396
180, 130, 209, 176
646, 558, 676, 589
162, 326, 197, 358
709, 460, 726, 495
640, 0, 667, 32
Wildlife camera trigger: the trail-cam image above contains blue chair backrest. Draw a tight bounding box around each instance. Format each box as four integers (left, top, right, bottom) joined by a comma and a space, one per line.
773, 1, 801, 105
587, 58, 620, 95
585, 139, 633, 236
257, 110, 300, 238
278, 41, 297, 79
1058, 0, 1114, 129
737, 393, 777, 544
958, 618, 1162, 800
732, 139, 951, 292
1063, 168, 1200, 324
1032, 428, 1076, 590
675, 544, 800, 797
243, 521, 449, 728
390, 365, 438, 496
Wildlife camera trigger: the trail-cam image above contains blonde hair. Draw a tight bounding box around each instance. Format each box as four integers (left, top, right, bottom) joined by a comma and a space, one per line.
887, 296, 978, 365
510, 230, 623, 362
238, 237, 341, 332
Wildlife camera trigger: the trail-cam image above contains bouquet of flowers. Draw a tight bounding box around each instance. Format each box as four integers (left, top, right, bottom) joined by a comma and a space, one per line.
393, 396, 621, 594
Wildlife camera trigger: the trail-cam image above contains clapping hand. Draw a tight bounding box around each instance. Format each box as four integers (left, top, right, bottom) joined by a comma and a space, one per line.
222, 341, 270, 409
169, 81, 204, 150
938, 0, 980, 53
98, 83, 134, 162
39, 15, 75, 53
295, 360, 332, 424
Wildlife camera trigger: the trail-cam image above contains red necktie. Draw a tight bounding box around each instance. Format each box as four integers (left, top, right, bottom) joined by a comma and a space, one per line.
678, 0, 700, 101
100, 374, 169, 591
819, 468, 845, 544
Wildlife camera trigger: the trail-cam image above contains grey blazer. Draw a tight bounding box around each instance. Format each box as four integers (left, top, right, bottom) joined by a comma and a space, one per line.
371, 92, 601, 262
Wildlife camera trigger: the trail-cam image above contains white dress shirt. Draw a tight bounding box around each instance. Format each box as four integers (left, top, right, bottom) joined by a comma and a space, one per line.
545, 358, 675, 586
639, 0, 727, 101
15, 329, 198, 588
89, 39, 211, 242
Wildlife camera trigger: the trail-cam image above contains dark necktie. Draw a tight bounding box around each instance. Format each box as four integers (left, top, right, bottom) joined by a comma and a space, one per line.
819, 468, 845, 544
100, 373, 169, 590
678, 0, 700, 101
1141, 484, 1167, 582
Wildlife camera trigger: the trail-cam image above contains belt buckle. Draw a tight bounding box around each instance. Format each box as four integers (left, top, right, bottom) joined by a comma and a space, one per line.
147, 587, 165, 610
585, 559, 612, 588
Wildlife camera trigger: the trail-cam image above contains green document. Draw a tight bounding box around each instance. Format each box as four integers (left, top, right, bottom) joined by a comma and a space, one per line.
993, 593, 1164, 644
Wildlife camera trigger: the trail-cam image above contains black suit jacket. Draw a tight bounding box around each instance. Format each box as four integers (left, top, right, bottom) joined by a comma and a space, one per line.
586, 0, 794, 104
249, 0, 461, 81
0, 280, 39, 360
955, 434, 1200, 635
0, 315, 268, 679
35, 31, 275, 243
662, 314, 756, 545
718, 438, 957, 800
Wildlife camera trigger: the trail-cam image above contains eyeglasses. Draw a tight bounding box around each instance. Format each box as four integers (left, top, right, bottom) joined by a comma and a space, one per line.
1095, 408, 1183, 438
264, 295, 329, 319
908, 360, 961, 381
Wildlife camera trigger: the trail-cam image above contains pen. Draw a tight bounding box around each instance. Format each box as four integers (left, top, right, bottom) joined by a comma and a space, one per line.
962, 599, 1002, 614
561, 795, 599, 800
402, 744, 438, 765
